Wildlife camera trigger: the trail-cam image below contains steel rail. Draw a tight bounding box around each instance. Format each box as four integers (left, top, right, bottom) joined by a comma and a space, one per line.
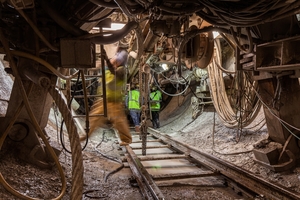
123, 132, 254, 199
148, 128, 300, 200
123, 132, 251, 199
124, 149, 154, 200
125, 145, 165, 200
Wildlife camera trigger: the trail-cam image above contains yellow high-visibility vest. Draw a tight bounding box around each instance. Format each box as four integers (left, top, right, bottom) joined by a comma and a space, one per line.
97, 68, 125, 102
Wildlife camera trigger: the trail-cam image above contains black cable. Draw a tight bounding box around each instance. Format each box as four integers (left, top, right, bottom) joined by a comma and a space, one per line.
59, 71, 89, 154
94, 131, 120, 163
104, 164, 124, 182
83, 190, 108, 199
70, 78, 99, 93
52, 101, 60, 145
94, 130, 124, 182
195, 0, 300, 27
212, 106, 253, 155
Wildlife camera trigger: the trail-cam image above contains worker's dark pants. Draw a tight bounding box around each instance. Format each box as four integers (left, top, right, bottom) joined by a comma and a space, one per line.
129, 110, 141, 126
151, 111, 160, 129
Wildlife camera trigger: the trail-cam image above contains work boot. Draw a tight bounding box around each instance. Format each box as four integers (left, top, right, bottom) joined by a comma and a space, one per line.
135, 125, 140, 133
154, 119, 160, 129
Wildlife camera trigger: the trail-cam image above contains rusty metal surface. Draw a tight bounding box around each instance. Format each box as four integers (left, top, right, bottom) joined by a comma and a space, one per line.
125, 145, 165, 200
125, 151, 154, 200
148, 128, 300, 200
60, 39, 95, 68
131, 144, 170, 149
151, 171, 218, 181
138, 154, 187, 161
122, 130, 255, 199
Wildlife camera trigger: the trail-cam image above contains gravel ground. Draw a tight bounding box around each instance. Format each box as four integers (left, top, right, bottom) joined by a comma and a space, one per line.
1, 60, 300, 199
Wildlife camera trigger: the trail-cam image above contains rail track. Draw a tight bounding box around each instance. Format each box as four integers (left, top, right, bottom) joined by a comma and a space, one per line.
117, 128, 300, 200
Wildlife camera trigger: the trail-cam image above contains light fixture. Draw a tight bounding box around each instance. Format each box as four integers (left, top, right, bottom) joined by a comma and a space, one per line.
213, 31, 220, 39
296, 13, 300, 21
152, 61, 177, 73
103, 22, 126, 31
92, 21, 125, 32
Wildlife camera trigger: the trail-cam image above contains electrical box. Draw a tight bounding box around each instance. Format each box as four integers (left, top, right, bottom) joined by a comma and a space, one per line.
256, 35, 300, 71
60, 39, 95, 68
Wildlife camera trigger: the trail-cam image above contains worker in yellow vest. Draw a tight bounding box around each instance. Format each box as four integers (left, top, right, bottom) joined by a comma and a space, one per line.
127, 83, 141, 133
80, 42, 132, 146
150, 85, 162, 129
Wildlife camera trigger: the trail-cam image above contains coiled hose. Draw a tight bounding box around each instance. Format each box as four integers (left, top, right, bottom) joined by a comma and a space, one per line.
0, 28, 84, 199
48, 86, 84, 200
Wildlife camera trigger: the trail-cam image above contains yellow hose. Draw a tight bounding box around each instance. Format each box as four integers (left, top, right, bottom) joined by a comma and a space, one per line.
0, 47, 78, 80
207, 40, 261, 129
0, 29, 66, 200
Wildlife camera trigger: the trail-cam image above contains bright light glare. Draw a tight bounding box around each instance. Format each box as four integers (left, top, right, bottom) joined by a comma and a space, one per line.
92, 23, 126, 31
296, 14, 300, 21
161, 63, 169, 71
213, 31, 220, 39
103, 23, 125, 31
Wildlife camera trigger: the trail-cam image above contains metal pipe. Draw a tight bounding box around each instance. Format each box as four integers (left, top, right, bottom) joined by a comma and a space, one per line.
0, 48, 80, 80
0, 28, 67, 200
100, 27, 108, 117
80, 70, 90, 133
22, 66, 51, 88
17, 9, 59, 52
89, 0, 119, 8
39, 0, 87, 36
91, 21, 138, 44
158, 4, 204, 15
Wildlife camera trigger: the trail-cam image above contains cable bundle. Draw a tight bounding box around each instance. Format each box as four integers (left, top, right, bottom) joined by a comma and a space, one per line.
196, 0, 300, 27
207, 40, 261, 129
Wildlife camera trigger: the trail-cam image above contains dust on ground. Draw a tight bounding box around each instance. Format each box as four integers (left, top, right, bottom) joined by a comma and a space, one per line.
1, 60, 300, 199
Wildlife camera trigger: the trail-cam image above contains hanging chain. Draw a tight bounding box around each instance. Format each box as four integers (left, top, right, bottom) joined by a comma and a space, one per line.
139, 58, 150, 155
